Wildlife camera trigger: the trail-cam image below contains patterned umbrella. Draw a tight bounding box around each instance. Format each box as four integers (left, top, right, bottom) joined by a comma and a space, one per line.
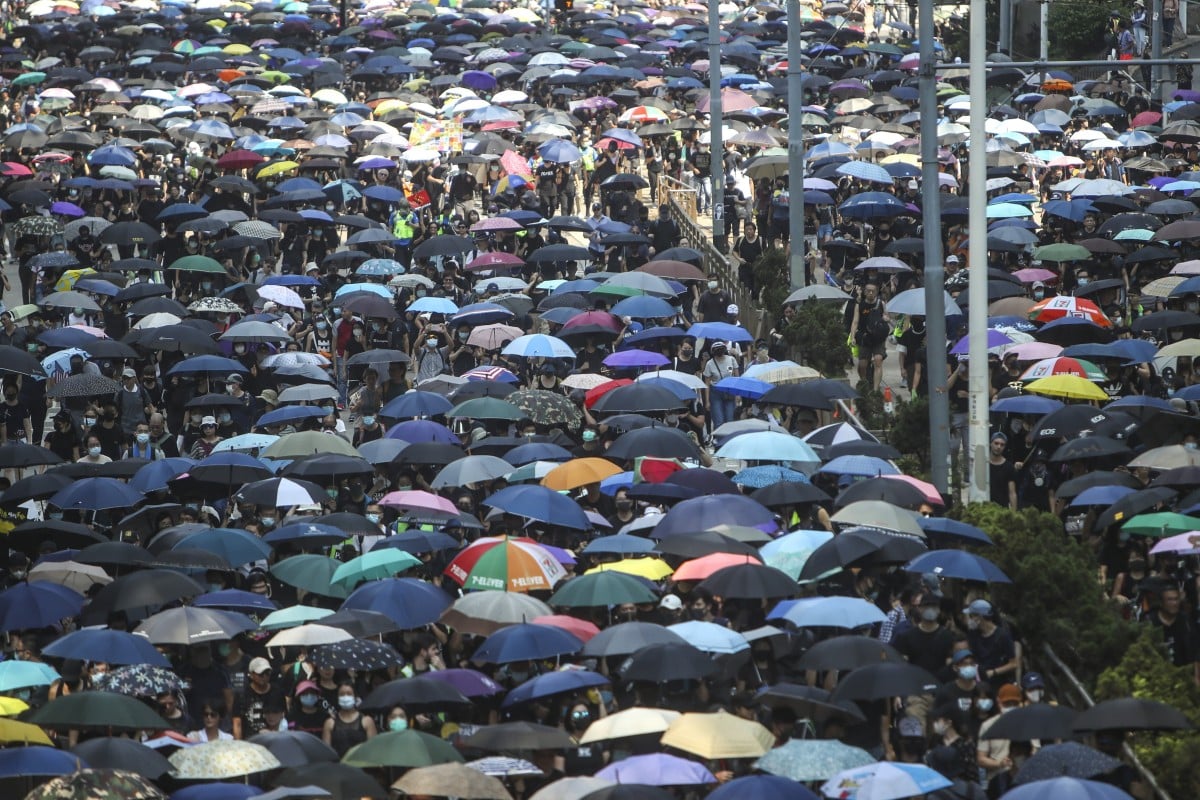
445, 537, 567, 593
755, 739, 876, 782
393, 763, 513, 800
508, 389, 582, 427
11, 215, 63, 237
231, 220, 282, 240
47, 373, 121, 399
187, 297, 243, 313
168, 739, 282, 779
310, 638, 404, 671
23, 768, 165, 800
93, 665, 188, 698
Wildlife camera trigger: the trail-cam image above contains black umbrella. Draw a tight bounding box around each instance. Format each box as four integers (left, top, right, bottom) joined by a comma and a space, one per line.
46, 373, 121, 399
652, 530, 759, 559
605, 427, 702, 462
581, 621, 686, 658
360, 676, 472, 711
592, 384, 686, 414
461, 721, 574, 751
0, 471, 73, 505
413, 235, 474, 259
752, 481, 831, 507
526, 243, 592, 263
1049, 436, 1129, 463
827, 440, 903, 460
1014, 742, 1122, 784
581, 787, 673, 800
71, 737, 173, 778
319, 608, 400, 638
127, 324, 217, 354
756, 683, 866, 724
0, 344, 46, 377
310, 638, 403, 671
273, 763, 387, 800
698, 562, 798, 599
797, 635, 904, 672
77, 541, 154, 567
758, 383, 834, 410
313, 512, 379, 538
82, 569, 205, 623
1073, 697, 1194, 731
979, 703, 1078, 740
0, 442, 62, 469
1131, 310, 1200, 334
831, 662, 939, 701
620, 642, 717, 682
7, 518, 104, 550
100, 221, 160, 245
282, 454, 375, 480
1055, 470, 1142, 501
251, 730, 339, 768
1094, 487, 1178, 530
1033, 407, 1125, 442
799, 528, 927, 580
835, 477, 930, 509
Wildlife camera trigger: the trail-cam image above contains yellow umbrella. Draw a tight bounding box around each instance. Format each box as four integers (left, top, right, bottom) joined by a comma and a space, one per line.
660, 710, 775, 759
222, 43, 252, 55
579, 707, 680, 744
374, 98, 409, 117
256, 160, 300, 178
0, 697, 29, 717
56, 268, 96, 291
0, 717, 51, 743
6, 304, 40, 321
1024, 375, 1109, 402
585, 559, 673, 581
542, 458, 623, 491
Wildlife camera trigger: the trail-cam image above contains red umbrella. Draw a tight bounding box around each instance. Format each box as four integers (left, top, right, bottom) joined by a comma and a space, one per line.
1028, 296, 1111, 327
584, 379, 632, 409
532, 614, 601, 642
1131, 110, 1162, 127
216, 149, 266, 171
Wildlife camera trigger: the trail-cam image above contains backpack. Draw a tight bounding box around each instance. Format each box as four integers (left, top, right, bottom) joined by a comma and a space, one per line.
860, 303, 889, 346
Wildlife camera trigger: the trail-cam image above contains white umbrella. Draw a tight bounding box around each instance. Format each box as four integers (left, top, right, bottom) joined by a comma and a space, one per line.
266, 624, 352, 648
133, 312, 182, 330
257, 284, 304, 309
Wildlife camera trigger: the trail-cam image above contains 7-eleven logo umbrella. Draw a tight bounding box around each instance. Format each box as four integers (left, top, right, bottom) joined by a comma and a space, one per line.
1028, 295, 1111, 327
445, 537, 567, 593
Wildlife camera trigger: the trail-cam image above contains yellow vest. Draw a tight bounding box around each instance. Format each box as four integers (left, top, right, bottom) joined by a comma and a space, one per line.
392, 211, 414, 242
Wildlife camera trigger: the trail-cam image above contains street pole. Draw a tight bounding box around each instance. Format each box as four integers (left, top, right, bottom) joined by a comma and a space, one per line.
708, 1, 726, 253
967, 0, 990, 503
919, 0, 949, 495
1152, 0, 1163, 102
787, 0, 806, 288
1040, 0, 1049, 59
999, 0, 1011, 54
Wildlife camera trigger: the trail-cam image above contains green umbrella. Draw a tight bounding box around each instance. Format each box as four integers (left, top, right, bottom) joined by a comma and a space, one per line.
448, 397, 525, 422
1033, 243, 1092, 263
262, 430, 361, 458
29, 690, 170, 731
168, 254, 226, 273
271, 555, 351, 598
260, 604, 334, 630
509, 389, 582, 427
547, 571, 659, 608
331, 549, 422, 589
1121, 511, 1198, 538
341, 729, 465, 769
12, 71, 46, 88
25, 768, 165, 800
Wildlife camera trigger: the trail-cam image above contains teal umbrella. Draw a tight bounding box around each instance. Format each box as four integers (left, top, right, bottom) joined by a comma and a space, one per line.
754, 739, 875, 782
547, 571, 658, 608
271, 555, 350, 599
331, 549, 422, 589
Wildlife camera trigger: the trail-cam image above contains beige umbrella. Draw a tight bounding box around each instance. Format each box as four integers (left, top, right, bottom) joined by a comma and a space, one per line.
393, 763, 512, 800
1155, 338, 1200, 359
169, 740, 281, 779
439, 592, 552, 636
265, 623, 352, 648
261, 430, 360, 459
830, 500, 925, 538
578, 707, 680, 744
28, 560, 112, 593
988, 296, 1036, 317
529, 778, 614, 800
561, 373, 615, 391
660, 710, 775, 759
1129, 444, 1200, 470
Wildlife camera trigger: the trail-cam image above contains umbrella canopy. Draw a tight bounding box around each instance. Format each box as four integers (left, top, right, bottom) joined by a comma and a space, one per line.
169, 740, 282, 779
660, 711, 775, 759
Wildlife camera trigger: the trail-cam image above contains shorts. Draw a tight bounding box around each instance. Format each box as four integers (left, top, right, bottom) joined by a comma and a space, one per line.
858, 339, 886, 358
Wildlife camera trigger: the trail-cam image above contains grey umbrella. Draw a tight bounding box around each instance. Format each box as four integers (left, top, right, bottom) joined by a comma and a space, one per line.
431, 455, 515, 489
250, 731, 339, 768
1015, 742, 1123, 784
278, 383, 339, 403
47, 373, 121, 399
580, 621, 686, 658
134, 606, 257, 646
43, 290, 102, 312
220, 320, 293, 343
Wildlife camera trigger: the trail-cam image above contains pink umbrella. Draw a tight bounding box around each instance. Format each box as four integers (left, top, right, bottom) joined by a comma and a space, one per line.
379, 490, 458, 515
1003, 341, 1063, 361
1012, 268, 1058, 284
695, 88, 758, 113
1149, 531, 1200, 555
673, 552, 761, 582
466, 252, 525, 271
881, 474, 944, 505
471, 217, 523, 232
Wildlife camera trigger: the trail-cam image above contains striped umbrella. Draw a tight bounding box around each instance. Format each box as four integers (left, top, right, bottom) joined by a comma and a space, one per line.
445, 537, 567, 593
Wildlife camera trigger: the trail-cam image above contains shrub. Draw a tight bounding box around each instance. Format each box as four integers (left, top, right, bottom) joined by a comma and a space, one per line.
889, 395, 931, 475
781, 298, 852, 379
751, 248, 791, 314
956, 505, 1139, 687
1095, 631, 1200, 800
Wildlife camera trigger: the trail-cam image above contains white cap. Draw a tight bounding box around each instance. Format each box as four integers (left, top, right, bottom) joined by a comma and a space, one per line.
727, 303, 739, 315
121, 367, 136, 378
201, 415, 217, 426
660, 594, 682, 611
248, 657, 272, 674
946, 255, 960, 264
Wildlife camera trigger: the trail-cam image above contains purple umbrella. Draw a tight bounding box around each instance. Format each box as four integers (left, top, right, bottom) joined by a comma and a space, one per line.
462, 70, 498, 91
596, 754, 716, 786
51, 201, 86, 217
602, 350, 670, 369
950, 329, 1014, 355
422, 668, 505, 697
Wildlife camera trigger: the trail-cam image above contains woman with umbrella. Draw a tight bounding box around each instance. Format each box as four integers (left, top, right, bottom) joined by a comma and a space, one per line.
323, 682, 377, 757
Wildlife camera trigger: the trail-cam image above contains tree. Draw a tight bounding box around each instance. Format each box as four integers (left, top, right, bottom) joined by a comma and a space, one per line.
780, 299, 852, 379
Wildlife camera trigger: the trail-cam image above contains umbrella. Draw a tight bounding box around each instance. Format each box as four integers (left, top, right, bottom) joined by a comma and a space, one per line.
274, 763, 387, 800
501, 670, 609, 707
581, 621, 687, 658
310, 638, 403, 671
994, 778, 1134, 800
249, 731, 339, 768
343, 729, 464, 769
71, 738, 173, 779
446, 537, 569, 593
0, 745, 78, 777
548, 571, 658, 607
440, 592, 553, 636
0, 582, 85, 631
362, 676, 474, 712
84, 570, 204, 618
462, 722, 574, 752
135, 606, 256, 645
755, 739, 876, 782
1015, 742, 1123, 783
660, 711, 775, 759
831, 662, 939, 701
797, 636, 904, 671
169, 740, 282, 779
595, 754, 715, 786
620, 642, 717, 682
29, 690, 170, 730
472, 622, 583, 663
820, 762, 953, 800
392, 763, 513, 800
579, 707, 681, 744
904, 550, 1011, 583
24, 770, 166, 800
42, 629, 171, 667
1073, 697, 1194, 731
707, 775, 817, 800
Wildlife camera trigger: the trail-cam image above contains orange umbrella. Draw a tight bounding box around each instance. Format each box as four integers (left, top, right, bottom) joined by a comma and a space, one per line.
584, 379, 631, 409
542, 458, 623, 491
673, 552, 762, 582
217, 69, 245, 83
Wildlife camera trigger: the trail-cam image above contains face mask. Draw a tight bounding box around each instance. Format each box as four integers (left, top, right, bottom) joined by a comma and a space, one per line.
457, 330, 469, 341
363, 416, 376, 427
1077, 278, 1090, 287
688, 608, 707, 621
967, 618, 980, 630
508, 671, 529, 684
933, 720, 948, 736
958, 665, 978, 681
316, 321, 328, 330
977, 698, 994, 712
331, 307, 342, 317
88, 446, 101, 457
260, 516, 275, 528
300, 694, 319, 708
219, 413, 232, 424
338, 695, 356, 709
426, 339, 438, 348
1027, 689, 1043, 703
25, 343, 37, 353
201, 282, 213, 292
73, 307, 84, 316
353, 329, 363, 337
582, 430, 597, 442
234, 344, 246, 354
1033, 290, 1044, 300
389, 717, 409, 732
366, 513, 381, 524
920, 607, 939, 622
327, 488, 339, 499
136, 433, 150, 444
322, 406, 335, 416
216, 643, 231, 657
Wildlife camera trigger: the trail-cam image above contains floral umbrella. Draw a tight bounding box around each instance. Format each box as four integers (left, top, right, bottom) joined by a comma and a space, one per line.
24, 768, 165, 800
93, 665, 188, 698
168, 739, 281, 779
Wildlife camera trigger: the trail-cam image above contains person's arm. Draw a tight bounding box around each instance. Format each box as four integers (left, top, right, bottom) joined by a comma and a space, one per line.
232, 714, 243, 740
362, 714, 377, 739
322, 717, 334, 746
849, 302, 861, 341
1008, 478, 1018, 512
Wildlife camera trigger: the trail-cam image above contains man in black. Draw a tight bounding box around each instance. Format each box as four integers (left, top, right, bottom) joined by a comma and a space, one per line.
734, 222, 765, 297
233, 657, 289, 739
894, 592, 956, 676
536, 160, 560, 217
988, 432, 1017, 510
0, 382, 31, 444
448, 168, 479, 217
1145, 586, 1198, 679
688, 141, 713, 213
697, 280, 732, 322
651, 205, 680, 255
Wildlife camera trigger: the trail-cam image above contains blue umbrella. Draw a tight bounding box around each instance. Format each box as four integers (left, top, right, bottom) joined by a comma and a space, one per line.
213, 433, 280, 453
838, 191, 908, 219
996, 777, 1133, 800
371, 530, 460, 555
189, 452, 272, 484
600, 127, 643, 147
0, 746, 84, 778
715, 432, 820, 465
0, 660, 59, 691
167, 355, 247, 375
653, 495, 777, 539
502, 334, 576, 359
483, 485, 590, 530
50, 477, 144, 510
263, 522, 346, 547
636, 377, 696, 400
760, 529, 835, 558
130, 457, 197, 493
256, 405, 328, 428
768, 597, 888, 629
193, 589, 279, 613
42, 628, 172, 666
340, 578, 451, 628
501, 669, 608, 707
408, 296, 459, 315
990, 395, 1064, 415
581, 534, 657, 555
686, 321, 755, 343
37, 327, 102, 348
173, 528, 272, 566
450, 303, 514, 326
380, 391, 454, 420
904, 549, 1012, 583
362, 185, 405, 204
610, 295, 676, 319
386, 419, 460, 444
1069, 485, 1137, 508
714, 376, 773, 399
539, 138, 583, 163
732, 465, 811, 489
708, 775, 819, 800
917, 517, 994, 546
472, 623, 583, 664
0, 582, 84, 632
667, 620, 749, 654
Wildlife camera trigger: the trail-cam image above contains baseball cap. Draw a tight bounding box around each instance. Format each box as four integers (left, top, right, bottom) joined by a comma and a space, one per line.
946, 255, 960, 264
295, 680, 319, 696
121, 367, 136, 378
950, 649, 975, 665
964, 599, 994, 618
660, 594, 682, 611
248, 657, 272, 675
201, 415, 217, 427
998, 684, 1023, 705
226, 373, 243, 385
305, 262, 320, 273
1021, 672, 1045, 690
726, 303, 739, 315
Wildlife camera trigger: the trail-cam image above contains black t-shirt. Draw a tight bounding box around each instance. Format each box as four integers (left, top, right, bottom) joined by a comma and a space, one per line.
0, 400, 29, 441
690, 149, 712, 177
967, 624, 1016, 672
989, 459, 1016, 506
234, 685, 288, 738
894, 624, 956, 676
736, 235, 765, 265
92, 420, 125, 459
1147, 612, 1197, 667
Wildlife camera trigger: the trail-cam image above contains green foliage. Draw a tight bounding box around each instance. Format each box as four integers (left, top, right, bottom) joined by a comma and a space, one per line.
781, 299, 851, 378
1047, 0, 1111, 59
890, 396, 931, 476
1096, 631, 1200, 800
751, 248, 791, 314
957, 505, 1139, 686
854, 382, 885, 431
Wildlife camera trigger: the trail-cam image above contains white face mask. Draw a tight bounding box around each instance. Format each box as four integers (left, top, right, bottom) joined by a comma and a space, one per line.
1027, 689, 1043, 703
338, 695, 357, 710
88, 446, 101, 457
136, 433, 149, 444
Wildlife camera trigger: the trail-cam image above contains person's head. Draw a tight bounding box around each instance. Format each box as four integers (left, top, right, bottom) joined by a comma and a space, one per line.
744, 222, 757, 238
295, 681, 321, 710
963, 598, 994, 629
385, 706, 409, 732
1160, 586, 1182, 616
248, 657, 272, 687
198, 697, 226, 726
336, 682, 358, 710
85, 435, 102, 457
990, 431, 1007, 456
565, 701, 592, 732
997, 683, 1022, 712
262, 696, 287, 728
1020, 671, 1045, 702
863, 283, 879, 303
950, 649, 977, 682
930, 705, 964, 739
707, 279, 720, 294
201, 415, 218, 436
2, 383, 15, 403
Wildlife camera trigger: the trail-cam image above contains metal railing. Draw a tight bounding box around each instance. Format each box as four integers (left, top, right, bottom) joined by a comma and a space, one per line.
658, 174, 767, 339
1039, 643, 1174, 800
